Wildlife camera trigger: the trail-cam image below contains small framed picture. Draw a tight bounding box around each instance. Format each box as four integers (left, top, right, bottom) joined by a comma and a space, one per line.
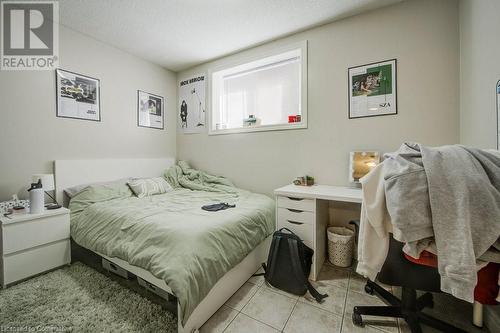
137, 90, 164, 129
348, 59, 397, 119
56, 69, 101, 121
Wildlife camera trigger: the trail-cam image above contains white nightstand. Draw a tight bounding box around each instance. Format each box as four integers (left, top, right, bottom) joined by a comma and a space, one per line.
0, 207, 71, 288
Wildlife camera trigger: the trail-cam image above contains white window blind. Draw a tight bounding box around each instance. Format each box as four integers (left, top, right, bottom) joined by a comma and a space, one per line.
210, 42, 307, 134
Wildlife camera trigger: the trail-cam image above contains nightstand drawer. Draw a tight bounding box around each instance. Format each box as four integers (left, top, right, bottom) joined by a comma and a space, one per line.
277, 216, 313, 244
277, 207, 314, 225
3, 240, 70, 285
3, 213, 69, 255
277, 196, 314, 212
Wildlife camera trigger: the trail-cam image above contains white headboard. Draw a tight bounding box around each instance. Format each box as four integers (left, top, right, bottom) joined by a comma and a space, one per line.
54, 157, 175, 204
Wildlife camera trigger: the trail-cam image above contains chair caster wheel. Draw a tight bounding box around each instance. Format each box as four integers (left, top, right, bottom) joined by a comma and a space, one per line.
352, 312, 364, 327
364, 283, 374, 295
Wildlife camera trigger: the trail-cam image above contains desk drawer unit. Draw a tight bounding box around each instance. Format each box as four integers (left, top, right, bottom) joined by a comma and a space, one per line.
276, 198, 317, 280
277, 196, 315, 212
275, 185, 362, 281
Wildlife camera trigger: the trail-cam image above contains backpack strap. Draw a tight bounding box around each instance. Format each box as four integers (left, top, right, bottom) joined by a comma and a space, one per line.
278, 227, 295, 235
287, 238, 328, 303
265, 236, 281, 279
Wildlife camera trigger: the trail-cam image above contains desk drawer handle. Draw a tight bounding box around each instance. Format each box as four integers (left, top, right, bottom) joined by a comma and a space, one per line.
287, 208, 303, 213
287, 220, 304, 225
288, 197, 304, 201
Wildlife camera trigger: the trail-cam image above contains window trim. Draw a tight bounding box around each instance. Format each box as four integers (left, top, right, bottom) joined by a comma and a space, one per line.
208, 40, 308, 135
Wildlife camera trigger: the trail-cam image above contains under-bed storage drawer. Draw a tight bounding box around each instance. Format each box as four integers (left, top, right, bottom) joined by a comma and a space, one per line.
137, 277, 171, 301
277, 196, 314, 212
277, 215, 313, 244
102, 259, 129, 279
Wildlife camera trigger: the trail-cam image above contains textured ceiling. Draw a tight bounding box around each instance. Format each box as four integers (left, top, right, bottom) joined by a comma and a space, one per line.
60, 0, 401, 72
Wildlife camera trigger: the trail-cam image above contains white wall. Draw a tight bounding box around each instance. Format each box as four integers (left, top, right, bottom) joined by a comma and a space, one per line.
0, 25, 177, 201
459, 0, 500, 148
459, 1, 500, 330
176, 0, 460, 200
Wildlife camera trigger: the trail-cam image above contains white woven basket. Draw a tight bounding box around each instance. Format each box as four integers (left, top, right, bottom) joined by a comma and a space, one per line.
327, 227, 354, 267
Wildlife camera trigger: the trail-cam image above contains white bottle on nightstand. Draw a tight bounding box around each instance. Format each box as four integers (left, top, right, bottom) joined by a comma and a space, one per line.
28, 179, 45, 214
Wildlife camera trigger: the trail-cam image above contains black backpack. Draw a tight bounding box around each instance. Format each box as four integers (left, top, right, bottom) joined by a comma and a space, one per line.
257, 228, 328, 302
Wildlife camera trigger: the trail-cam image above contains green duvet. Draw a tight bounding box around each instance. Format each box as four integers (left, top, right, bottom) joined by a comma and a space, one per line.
69, 172, 275, 325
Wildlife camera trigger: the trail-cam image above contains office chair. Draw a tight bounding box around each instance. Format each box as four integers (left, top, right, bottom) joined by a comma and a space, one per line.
349, 220, 467, 333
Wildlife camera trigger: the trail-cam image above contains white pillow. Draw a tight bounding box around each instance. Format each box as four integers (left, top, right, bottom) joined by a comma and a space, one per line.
64, 178, 132, 198
128, 177, 173, 198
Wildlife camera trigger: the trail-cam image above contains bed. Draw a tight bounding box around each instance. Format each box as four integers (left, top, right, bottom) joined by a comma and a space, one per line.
54, 158, 275, 333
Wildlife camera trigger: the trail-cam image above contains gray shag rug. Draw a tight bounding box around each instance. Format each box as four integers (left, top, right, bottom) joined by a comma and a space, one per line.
0, 262, 177, 332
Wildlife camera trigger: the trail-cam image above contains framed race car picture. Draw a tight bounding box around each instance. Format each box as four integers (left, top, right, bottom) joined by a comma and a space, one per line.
137, 90, 164, 129
56, 69, 101, 121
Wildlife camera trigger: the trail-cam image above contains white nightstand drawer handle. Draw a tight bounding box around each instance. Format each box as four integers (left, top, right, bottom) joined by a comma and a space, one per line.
287, 220, 304, 225
287, 208, 303, 213
287, 197, 304, 201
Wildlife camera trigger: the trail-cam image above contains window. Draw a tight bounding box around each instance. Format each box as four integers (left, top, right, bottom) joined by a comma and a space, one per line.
209, 41, 307, 134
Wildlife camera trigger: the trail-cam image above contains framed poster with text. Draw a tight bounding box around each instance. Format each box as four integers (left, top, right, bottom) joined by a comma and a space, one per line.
178, 74, 206, 134
348, 59, 397, 119
56, 69, 101, 121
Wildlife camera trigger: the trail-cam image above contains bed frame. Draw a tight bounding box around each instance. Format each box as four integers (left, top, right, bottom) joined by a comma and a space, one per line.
54, 158, 271, 333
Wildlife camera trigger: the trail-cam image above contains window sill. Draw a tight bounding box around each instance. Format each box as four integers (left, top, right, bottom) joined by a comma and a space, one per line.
208, 122, 307, 135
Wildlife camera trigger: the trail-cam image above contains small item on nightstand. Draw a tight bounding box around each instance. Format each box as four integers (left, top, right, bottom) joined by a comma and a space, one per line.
45, 203, 62, 210
12, 206, 26, 214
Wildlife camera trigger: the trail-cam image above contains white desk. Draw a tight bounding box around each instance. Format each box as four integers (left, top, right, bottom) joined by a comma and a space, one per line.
274, 184, 362, 280
275, 184, 362, 203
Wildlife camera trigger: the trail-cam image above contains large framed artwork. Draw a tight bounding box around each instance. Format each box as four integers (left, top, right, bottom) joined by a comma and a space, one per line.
137, 90, 164, 130
348, 59, 397, 119
178, 74, 206, 134
56, 69, 101, 121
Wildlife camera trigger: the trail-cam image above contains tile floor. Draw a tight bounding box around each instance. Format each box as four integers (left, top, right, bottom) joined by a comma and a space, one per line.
200, 262, 489, 333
